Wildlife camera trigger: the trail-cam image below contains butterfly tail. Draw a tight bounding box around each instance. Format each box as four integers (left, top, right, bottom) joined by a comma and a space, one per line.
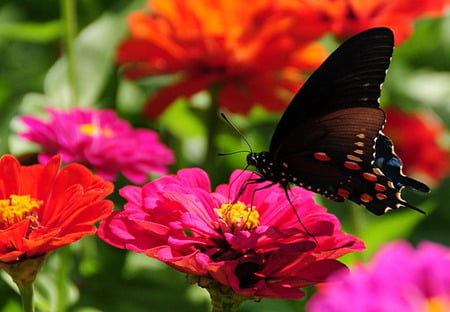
398, 176, 430, 193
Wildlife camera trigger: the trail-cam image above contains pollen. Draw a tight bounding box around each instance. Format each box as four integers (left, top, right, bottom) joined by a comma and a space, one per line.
79, 124, 113, 137
424, 296, 450, 312
0, 195, 43, 228
217, 202, 260, 231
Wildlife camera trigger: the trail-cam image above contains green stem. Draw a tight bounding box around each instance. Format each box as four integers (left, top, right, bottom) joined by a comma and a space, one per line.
350, 202, 366, 262
16, 278, 35, 312
204, 84, 221, 175
190, 276, 247, 312
55, 247, 71, 311
61, 0, 78, 106
0, 256, 47, 312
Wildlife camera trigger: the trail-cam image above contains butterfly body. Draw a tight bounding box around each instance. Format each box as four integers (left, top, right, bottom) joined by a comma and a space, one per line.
247, 28, 429, 215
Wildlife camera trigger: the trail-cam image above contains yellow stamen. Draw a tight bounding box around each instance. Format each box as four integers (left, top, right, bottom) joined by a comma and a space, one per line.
425, 297, 450, 312
217, 202, 260, 231
0, 195, 43, 228
79, 124, 113, 137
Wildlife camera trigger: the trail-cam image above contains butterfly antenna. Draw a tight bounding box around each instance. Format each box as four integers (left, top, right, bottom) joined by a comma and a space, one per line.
218, 150, 249, 156
220, 113, 253, 153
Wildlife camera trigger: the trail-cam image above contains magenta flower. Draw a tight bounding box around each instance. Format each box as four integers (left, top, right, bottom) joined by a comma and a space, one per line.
98, 168, 364, 300
307, 240, 450, 312
20, 107, 175, 184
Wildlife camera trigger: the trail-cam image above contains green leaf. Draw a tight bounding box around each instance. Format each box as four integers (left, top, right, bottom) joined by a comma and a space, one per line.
0, 21, 61, 42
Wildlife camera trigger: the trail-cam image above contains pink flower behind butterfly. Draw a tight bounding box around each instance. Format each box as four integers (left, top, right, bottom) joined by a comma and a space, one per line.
307, 240, 450, 312
20, 107, 175, 184
98, 168, 364, 300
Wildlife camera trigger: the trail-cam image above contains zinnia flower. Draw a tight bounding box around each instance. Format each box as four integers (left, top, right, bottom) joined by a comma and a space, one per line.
20, 107, 175, 184
307, 240, 450, 312
0, 154, 113, 263
383, 107, 450, 186
98, 168, 364, 300
302, 0, 449, 43
118, 0, 329, 118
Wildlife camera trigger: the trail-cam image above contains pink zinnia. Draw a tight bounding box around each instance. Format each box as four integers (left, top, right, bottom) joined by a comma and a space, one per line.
98, 168, 364, 300
20, 107, 175, 184
307, 240, 450, 312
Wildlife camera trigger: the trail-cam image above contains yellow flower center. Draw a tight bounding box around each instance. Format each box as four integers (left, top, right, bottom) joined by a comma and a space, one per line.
425, 297, 450, 312
79, 124, 113, 137
217, 203, 260, 231
0, 195, 42, 228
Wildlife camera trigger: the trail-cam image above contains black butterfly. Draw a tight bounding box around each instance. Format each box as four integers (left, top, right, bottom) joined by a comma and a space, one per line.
246, 27, 430, 215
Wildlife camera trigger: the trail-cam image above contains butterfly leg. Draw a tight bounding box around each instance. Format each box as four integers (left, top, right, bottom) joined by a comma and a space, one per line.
282, 186, 318, 245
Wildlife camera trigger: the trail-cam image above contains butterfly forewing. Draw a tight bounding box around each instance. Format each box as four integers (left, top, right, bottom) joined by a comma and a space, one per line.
270, 28, 394, 152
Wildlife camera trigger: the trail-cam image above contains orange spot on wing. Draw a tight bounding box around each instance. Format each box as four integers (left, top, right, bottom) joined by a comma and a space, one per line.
376, 193, 388, 200
363, 172, 378, 182
360, 193, 373, 203
375, 183, 387, 192
347, 154, 363, 162
344, 161, 361, 170
314, 152, 331, 161
337, 188, 350, 199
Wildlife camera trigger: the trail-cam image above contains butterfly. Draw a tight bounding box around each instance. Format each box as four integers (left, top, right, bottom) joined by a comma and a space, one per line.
246, 27, 430, 215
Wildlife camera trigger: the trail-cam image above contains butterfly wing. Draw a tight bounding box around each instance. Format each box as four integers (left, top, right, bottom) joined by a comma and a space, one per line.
270, 27, 394, 151
268, 27, 428, 214
374, 134, 430, 192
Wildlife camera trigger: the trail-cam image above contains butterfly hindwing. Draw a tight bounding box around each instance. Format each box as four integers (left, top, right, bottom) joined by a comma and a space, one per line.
375, 134, 430, 192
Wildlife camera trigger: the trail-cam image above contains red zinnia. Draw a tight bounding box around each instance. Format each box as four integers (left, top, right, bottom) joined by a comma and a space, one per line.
99, 168, 364, 300
301, 0, 449, 43
118, 0, 329, 118
383, 107, 450, 186
0, 154, 113, 263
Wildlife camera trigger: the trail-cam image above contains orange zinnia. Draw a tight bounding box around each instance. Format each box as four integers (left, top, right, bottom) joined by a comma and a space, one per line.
118, 0, 329, 118
0, 154, 114, 263
303, 0, 449, 43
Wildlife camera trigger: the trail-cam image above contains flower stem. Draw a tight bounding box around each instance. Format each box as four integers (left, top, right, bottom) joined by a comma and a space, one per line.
16, 278, 35, 312
190, 276, 248, 312
350, 202, 366, 262
0, 255, 47, 312
61, 0, 78, 106
56, 247, 71, 311
204, 84, 221, 175
210, 290, 247, 312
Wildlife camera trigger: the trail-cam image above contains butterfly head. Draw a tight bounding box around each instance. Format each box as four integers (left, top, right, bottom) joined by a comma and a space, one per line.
247, 152, 274, 170
246, 152, 259, 167
247, 151, 283, 183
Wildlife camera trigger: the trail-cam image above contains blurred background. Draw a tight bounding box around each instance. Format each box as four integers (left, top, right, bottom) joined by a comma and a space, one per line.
0, 0, 449, 311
